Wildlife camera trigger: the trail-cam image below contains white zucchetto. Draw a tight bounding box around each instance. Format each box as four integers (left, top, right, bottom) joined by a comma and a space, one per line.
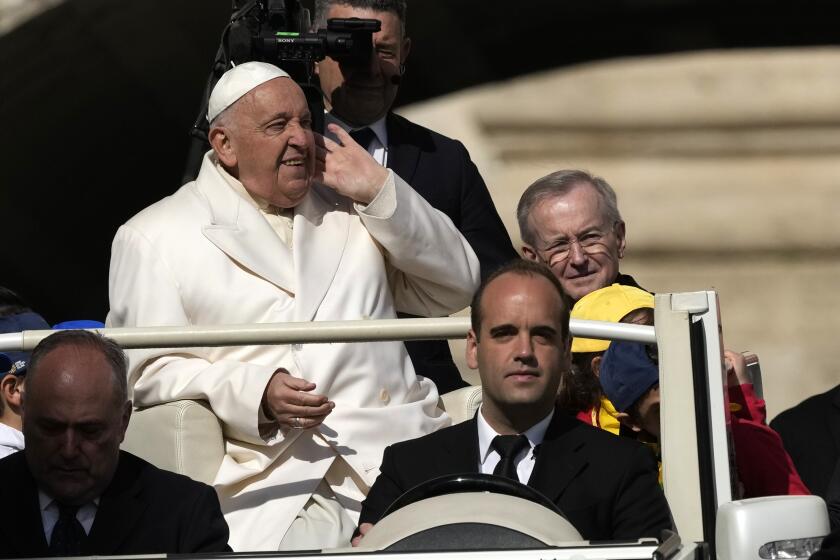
207, 61, 291, 123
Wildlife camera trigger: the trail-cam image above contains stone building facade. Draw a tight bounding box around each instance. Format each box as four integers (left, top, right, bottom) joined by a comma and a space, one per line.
400, 47, 840, 418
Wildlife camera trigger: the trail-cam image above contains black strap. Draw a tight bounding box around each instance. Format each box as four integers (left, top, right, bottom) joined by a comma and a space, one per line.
48, 503, 86, 556
491, 434, 530, 482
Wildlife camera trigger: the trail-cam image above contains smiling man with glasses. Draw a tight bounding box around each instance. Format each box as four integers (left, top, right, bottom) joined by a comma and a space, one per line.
516, 170, 644, 302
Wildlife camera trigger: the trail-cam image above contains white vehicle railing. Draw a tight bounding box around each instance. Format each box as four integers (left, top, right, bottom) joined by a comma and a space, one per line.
0, 317, 655, 350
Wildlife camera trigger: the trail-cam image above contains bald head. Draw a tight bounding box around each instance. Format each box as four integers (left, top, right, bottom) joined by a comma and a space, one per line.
23, 331, 131, 505
25, 330, 128, 407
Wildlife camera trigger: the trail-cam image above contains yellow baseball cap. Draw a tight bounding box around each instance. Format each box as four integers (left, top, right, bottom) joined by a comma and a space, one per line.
571, 284, 654, 354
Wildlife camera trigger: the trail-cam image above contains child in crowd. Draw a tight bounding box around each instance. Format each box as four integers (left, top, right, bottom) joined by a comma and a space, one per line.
0, 310, 50, 458
566, 283, 654, 435
0, 286, 106, 458
600, 340, 810, 498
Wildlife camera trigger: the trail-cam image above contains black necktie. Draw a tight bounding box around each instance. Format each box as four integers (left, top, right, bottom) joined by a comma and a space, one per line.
349, 127, 376, 151
49, 503, 86, 556
491, 434, 530, 482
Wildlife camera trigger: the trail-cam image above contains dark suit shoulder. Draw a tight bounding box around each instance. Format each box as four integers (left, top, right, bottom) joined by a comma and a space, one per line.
553, 411, 651, 453
388, 419, 474, 457
772, 384, 840, 429
96, 451, 230, 554
388, 112, 470, 154
0, 448, 28, 474
115, 450, 214, 496
577, 419, 648, 450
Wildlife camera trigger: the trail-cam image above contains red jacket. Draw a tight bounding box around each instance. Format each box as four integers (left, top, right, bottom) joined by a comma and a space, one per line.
728, 383, 810, 497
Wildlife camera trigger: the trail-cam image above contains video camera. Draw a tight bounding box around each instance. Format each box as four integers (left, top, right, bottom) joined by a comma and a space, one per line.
227, 0, 380, 79
183, 0, 381, 182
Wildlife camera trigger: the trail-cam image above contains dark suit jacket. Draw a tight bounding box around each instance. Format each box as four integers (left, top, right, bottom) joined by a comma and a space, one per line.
812, 524, 840, 560
770, 384, 840, 500
0, 450, 231, 557
360, 408, 673, 541
387, 113, 519, 394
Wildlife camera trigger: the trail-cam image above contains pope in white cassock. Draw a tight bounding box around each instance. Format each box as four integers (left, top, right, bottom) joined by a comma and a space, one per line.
106, 62, 480, 551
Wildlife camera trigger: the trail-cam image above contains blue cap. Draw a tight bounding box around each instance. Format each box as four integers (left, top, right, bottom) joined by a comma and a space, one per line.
599, 341, 660, 412
0, 311, 50, 376
52, 320, 105, 330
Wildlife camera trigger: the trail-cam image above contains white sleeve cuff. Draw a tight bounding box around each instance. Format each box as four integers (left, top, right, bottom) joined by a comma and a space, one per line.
355, 169, 396, 219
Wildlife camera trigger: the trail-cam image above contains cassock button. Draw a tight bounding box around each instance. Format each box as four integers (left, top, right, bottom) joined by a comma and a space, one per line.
379, 389, 390, 404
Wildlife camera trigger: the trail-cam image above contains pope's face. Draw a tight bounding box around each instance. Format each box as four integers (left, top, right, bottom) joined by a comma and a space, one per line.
214, 77, 316, 208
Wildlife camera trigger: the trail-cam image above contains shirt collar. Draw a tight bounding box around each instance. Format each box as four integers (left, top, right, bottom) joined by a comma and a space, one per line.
324, 113, 388, 149
0, 423, 24, 451
38, 490, 99, 512
476, 406, 554, 465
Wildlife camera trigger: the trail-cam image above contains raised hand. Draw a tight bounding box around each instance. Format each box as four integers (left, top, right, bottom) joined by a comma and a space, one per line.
314, 124, 389, 205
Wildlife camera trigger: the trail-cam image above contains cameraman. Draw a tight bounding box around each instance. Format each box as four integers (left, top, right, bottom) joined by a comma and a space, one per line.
313, 0, 518, 394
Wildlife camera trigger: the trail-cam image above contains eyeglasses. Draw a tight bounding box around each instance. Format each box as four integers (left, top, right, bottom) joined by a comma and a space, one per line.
537, 224, 617, 268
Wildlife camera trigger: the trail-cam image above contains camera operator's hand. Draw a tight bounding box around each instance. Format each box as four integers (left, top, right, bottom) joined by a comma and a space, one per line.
314, 124, 389, 205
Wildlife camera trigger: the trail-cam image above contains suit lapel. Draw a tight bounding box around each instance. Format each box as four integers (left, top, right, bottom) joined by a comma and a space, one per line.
84, 453, 147, 555
4, 454, 49, 556
527, 410, 588, 502
293, 184, 350, 321
197, 154, 296, 293
386, 113, 421, 185
440, 417, 482, 473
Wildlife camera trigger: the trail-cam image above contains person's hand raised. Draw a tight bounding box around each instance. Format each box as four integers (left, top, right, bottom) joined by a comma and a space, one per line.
314, 124, 389, 205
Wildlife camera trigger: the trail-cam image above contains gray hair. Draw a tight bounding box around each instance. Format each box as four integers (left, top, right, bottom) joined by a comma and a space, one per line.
312, 0, 407, 36
516, 169, 622, 247
25, 330, 128, 405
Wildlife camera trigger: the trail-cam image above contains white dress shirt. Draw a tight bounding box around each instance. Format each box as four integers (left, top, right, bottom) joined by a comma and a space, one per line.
0, 423, 24, 459
325, 113, 389, 165
476, 406, 554, 484
38, 490, 98, 543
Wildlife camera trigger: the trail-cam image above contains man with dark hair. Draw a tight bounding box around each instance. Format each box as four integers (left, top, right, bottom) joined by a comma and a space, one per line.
355, 260, 672, 544
313, 0, 518, 393
517, 169, 642, 302
0, 330, 231, 557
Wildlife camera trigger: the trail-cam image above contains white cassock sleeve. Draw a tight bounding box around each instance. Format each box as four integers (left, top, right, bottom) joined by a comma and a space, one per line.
355, 170, 481, 317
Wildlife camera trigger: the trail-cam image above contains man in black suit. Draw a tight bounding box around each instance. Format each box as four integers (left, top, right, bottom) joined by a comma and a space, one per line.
0, 330, 230, 557
313, 0, 518, 394
355, 259, 672, 544
771, 385, 840, 527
